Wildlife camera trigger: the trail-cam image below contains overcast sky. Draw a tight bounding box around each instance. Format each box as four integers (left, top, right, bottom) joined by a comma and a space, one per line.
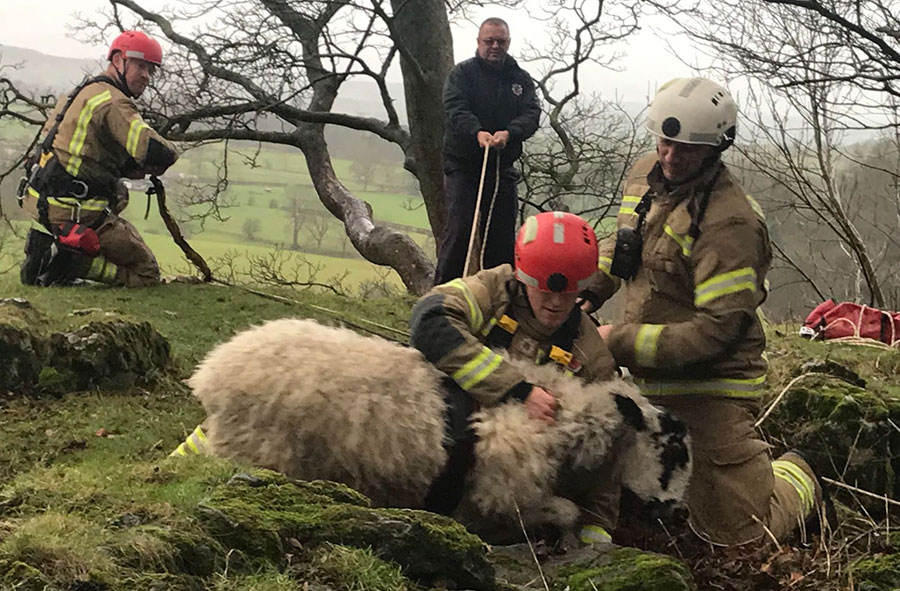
0, 0, 699, 104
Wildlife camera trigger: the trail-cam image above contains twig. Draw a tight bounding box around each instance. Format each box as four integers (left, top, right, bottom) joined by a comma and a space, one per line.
822, 477, 900, 508
751, 514, 782, 552
755, 372, 827, 428
513, 499, 550, 591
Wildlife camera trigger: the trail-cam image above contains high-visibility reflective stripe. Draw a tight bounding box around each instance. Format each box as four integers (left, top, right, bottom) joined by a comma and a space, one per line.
452, 346, 503, 390
27, 187, 108, 211
634, 324, 664, 367
618, 194, 642, 216
580, 524, 612, 544
663, 224, 695, 257
773, 460, 815, 513
446, 279, 483, 331
169, 425, 210, 457
637, 374, 766, 397
126, 118, 151, 158
65, 90, 112, 177
746, 194, 765, 220
598, 256, 612, 276
88, 256, 118, 283
694, 267, 757, 307
480, 316, 498, 336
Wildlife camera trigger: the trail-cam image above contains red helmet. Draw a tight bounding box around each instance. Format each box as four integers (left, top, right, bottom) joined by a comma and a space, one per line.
515, 211, 598, 293
108, 31, 163, 66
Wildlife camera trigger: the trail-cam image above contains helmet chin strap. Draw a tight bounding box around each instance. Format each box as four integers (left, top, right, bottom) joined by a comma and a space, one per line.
112, 59, 135, 98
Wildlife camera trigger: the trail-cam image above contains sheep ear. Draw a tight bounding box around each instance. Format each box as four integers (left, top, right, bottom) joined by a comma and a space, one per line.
614, 393, 647, 432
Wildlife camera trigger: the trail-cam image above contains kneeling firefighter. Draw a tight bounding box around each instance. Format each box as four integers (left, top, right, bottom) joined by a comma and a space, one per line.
18, 30, 178, 287
583, 77, 829, 546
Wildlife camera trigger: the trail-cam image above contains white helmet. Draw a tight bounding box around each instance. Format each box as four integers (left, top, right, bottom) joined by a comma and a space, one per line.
646, 77, 738, 150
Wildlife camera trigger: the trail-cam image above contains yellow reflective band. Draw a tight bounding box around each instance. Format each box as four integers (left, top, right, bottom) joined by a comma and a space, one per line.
773, 460, 815, 513
745, 194, 765, 220
634, 324, 664, 367
65, 90, 112, 177
618, 195, 642, 217
694, 267, 757, 307
446, 279, 484, 332
598, 256, 612, 276
452, 347, 503, 390
169, 426, 209, 457
548, 345, 573, 366
579, 525, 612, 544
637, 374, 767, 398
480, 316, 498, 336
663, 224, 695, 257
126, 117, 151, 158
28, 185, 109, 212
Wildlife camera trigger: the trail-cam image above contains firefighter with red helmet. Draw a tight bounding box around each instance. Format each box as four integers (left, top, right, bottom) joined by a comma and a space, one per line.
409, 211, 621, 544
19, 30, 177, 287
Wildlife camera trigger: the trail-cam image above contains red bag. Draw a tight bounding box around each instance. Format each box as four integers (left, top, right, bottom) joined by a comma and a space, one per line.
802, 299, 900, 346
56, 221, 100, 256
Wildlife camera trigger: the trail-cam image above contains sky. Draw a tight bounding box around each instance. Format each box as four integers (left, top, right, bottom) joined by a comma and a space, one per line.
0, 0, 698, 104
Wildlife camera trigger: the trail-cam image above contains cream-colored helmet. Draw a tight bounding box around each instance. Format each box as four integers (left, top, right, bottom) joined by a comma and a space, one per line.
645, 77, 738, 150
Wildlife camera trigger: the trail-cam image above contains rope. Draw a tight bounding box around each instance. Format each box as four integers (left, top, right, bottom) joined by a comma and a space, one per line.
816, 304, 900, 349
477, 154, 502, 273
210, 278, 410, 344
462, 144, 492, 278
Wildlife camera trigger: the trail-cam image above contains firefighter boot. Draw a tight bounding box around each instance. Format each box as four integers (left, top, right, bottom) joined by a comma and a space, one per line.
37, 245, 118, 287
20, 229, 54, 286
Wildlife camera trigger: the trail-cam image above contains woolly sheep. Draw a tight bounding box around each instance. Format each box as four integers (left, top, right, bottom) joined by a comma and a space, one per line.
189, 318, 691, 537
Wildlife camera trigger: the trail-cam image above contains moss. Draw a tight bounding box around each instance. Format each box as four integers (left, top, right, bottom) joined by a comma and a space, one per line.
557, 547, 695, 591
300, 543, 409, 591
45, 319, 171, 390
0, 513, 115, 588
760, 376, 900, 513
0, 300, 45, 393
850, 553, 900, 591
196, 470, 494, 589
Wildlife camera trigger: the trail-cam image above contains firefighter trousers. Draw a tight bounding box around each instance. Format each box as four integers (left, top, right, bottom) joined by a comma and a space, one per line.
24, 195, 160, 287
651, 396, 820, 546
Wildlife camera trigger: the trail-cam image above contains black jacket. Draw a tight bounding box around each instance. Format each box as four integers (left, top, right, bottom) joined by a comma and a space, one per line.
443, 54, 540, 174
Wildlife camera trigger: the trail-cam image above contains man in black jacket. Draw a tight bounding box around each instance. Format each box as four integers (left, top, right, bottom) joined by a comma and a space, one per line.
436, 17, 541, 285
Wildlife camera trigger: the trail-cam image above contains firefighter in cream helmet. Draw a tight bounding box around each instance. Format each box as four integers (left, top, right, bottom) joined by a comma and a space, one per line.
583, 77, 831, 546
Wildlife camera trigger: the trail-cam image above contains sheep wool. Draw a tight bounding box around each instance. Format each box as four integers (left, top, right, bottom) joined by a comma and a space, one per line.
189, 318, 691, 532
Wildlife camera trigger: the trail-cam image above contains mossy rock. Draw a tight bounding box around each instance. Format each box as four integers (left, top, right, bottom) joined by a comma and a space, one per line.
195, 470, 494, 590
0, 299, 45, 393
760, 376, 900, 514
559, 547, 695, 591
44, 319, 171, 391
490, 544, 694, 591
850, 553, 900, 591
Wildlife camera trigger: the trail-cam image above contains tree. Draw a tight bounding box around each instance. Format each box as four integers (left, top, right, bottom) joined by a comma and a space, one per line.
282, 195, 305, 250
515, 0, 648, 226
349, 159, 378, 191
307, 214, 331, 250
242, 217, 262, 241
651, 0, 900, 308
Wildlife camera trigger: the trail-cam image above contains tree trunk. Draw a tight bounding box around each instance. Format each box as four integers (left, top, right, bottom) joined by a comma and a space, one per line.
297, 124, 435, 294
389, 0, 454, 254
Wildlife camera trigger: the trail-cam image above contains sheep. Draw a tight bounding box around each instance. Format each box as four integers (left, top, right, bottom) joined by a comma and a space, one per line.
188, 318, 691, 537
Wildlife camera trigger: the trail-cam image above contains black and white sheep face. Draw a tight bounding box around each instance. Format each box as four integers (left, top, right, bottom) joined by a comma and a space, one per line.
614, 393, 692, 515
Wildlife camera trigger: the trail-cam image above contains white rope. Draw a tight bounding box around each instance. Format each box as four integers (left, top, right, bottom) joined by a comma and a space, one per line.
462, 144, 492, 278
477, 154, 502, 273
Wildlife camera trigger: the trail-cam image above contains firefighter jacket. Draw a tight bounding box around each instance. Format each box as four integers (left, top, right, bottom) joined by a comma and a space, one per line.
586, 152, 771, 398
410, 265, 618, 406
31, 75, 177, 215
443, 55, 540, 175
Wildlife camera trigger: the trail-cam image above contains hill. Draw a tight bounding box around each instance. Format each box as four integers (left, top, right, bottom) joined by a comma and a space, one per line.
0, 272, 897, 590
